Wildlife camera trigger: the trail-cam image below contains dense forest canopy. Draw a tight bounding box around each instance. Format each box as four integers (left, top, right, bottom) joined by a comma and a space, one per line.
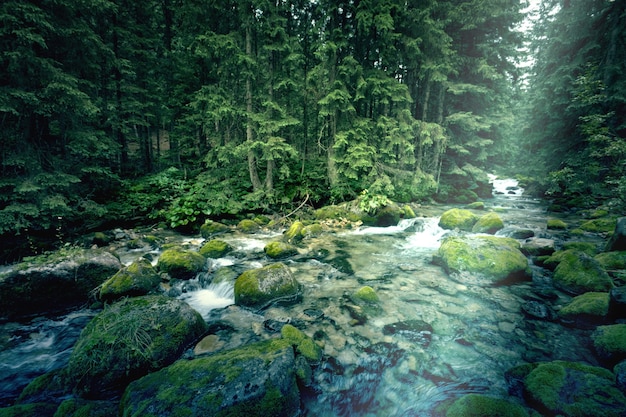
1, 0, 624, 260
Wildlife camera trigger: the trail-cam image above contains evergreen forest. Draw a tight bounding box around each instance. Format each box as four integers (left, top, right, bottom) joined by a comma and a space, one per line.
1, 0, 625, 261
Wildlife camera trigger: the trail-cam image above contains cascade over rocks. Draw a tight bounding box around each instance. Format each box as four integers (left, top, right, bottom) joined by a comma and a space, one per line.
0, 248, 121, 319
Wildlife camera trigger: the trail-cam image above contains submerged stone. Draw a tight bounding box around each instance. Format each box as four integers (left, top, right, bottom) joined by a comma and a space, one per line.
120, 339, 300, 417
382, 319, 433, 347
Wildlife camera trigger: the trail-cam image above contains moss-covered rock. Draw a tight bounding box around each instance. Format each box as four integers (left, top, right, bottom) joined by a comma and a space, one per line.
99, 258, 161, 302
64, 295, 208, 398
301, 223, 324, 239
592, 324, 626, 366
280, 324, 322, 363
0, 248, 121, 320
120, 338, 300, 417
518, 361, 626, 416
595, 251, 626, 270
558, 292, 609, 327
445, 394, 530, 417
157, 247, 205, 280
237, 219, 261, 233
436, 235, 529, 284
580, 217, 617, 233
521, 238, 555, 256
200, 220, 230, 239
264, 241, 299, 259
284, 221, 305, 243
53, 398, 119, 417
547, 218, 567, 230
353, 285, 380, 303
553, 251, 613, 295
402, 204, 417, 218
370, 203, 402, 227
199, 239, 233, 259
234, 263, 302, 310
472, 212, 504, 234
563, 241, 598, 255
314, 205, 361, 222
438, 208, 479, 231
466, 201, 485, 210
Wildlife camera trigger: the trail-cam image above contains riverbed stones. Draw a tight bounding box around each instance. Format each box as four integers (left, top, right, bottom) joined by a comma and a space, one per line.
605, 217, 626, 251
234, 262, 302, 310
438, 208, 479, 231
471, 212, 504, 234
591, 324, 626, 366
120, 339, 301, 417
264, 241, 299, 259
520, 238, 555, 256
199, 220, 230, 238
99, 258, 162, 302
382, 319, 433, 347
507, 360, 626, 417
0, 248, 121, 319
199, 239, 233, 258
436, 235, 529, 284
64, 295, 208, 398
237, 218, 261, 233
547, 218, 567, 230
157, 247, 206, 280
552, 250, 613, 294
557, 291, 609, 328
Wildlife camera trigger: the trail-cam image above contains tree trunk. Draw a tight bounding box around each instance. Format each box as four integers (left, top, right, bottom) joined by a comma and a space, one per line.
246, 25, 262, 192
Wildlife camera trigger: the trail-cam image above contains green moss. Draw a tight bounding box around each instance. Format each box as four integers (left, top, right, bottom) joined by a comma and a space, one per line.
547, 218, 567, 230
466, 201, 485, 210
100, 258, 161, 302
558, 292, 609, 319
592, 324, 626, 362
525, 362, 567, 411
438, 208, 479, 231
445, 394, 529, 417
0, 403, 58, 417
301, 223, 324, 239
562, 241, 597, 255
283, 221, 305, 243
237, 219, 260, 233
595, 251, 626, 270
580, 217, 616, 233
264, 241, 298, 259
280, 324, 322, 363
157, 247, 205, 280
402, 205, 417, 218
553, 251, 613, 294
353, 286, 379, 303
200, 220, 230, 239
54, 398, 119, 417
17, 369, 67, 404
234, 263, 302, 310
472, 212, 504, 234
437, 235, 529, 282
199, 240, 233, 258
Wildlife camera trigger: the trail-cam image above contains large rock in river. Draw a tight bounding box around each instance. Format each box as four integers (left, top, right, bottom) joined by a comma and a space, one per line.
120, 338, 300, 417
438, 208, 479, 231
64, 295, 208, 398
552, 250, 613, 295
234, 263, 302, 310
99, 258, 162, 302
0, 248, 121, 319
436, 235, 529, 285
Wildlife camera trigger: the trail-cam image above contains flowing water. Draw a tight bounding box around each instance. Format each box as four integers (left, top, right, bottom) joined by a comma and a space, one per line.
0, 178, 601, 414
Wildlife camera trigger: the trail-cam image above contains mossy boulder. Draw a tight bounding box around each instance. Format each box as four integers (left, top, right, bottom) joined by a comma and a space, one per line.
353, 285, 380, 303
512, 360, 626, 416
562, 241, 598, 254
280, 324, 322, 363
234, 263, 302, 310
53, 398, 119, 417
301, 223, 324, 239
157, 247, 205, 280
592, 324, 626, 366
595, 251, 626, 270
552, 251, 613, 295
472, 212, 504, 234
466, 201, 485, 210
0, 248, 121, 320
547, 218, 567, 230
120, 338, 300, 417
200, 220, 230, 238
264, 241, 299, 259
199, 239, 233, 258
558, 292, 609, 328
438, 208, 479, 231
64, 295, 208, 398
369, 203, 402, 227
284, 221, 305, 243
436, 235, 530, 284
402, 204, 417, 218
445, 394, 530, 417
99, 258, 162, 302
580, 217, 617, 233
237, 219, 261, 233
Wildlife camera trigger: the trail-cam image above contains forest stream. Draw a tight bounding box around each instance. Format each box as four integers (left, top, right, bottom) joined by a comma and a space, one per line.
0, 179, 613, 415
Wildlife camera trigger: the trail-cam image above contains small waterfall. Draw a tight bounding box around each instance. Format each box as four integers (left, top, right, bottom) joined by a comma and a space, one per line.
489, 174, 524, 197
351, 217, 420, 235
404, 217, 447, 249
179, 281, 235, 319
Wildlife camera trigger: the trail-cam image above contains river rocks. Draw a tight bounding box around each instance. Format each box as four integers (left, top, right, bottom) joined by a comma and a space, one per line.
558, 291, 609, 328
120, 339, 301, 417
547, 218, 567, 230
592, 324, 626, 366
234, 263, 302, 310
157, 247, 205, 279
438, 208, 479, 231
280, 324, 322, 363
64, 295, 208, 398
444, 394, 530, 417
507, 360, 626, 417
0, 248, 121, 319
608, 286, 626, 320
605, 217, 626, 251
264, 241, 299, 259
99, 258, 162, 302
520, 238, 555, 256
521, 300, 556, 320
471, 212, 504, 234
436, 235, 529, 284
200, 220, 230, 238
284, 221, 305, 243
595, 250, 626, 271
382, 319, 433, 347
237, 218, 261, 233
352, 285, 379, 303
199, 239, 233, 258
580, 217, 616, 233
552, 250, 613, 294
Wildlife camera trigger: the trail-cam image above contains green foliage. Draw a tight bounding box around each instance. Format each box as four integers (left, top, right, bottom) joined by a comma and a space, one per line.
358, 189, 391, 215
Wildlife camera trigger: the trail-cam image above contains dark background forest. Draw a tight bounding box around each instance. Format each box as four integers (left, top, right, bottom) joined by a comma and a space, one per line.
1, 0, 625, 261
